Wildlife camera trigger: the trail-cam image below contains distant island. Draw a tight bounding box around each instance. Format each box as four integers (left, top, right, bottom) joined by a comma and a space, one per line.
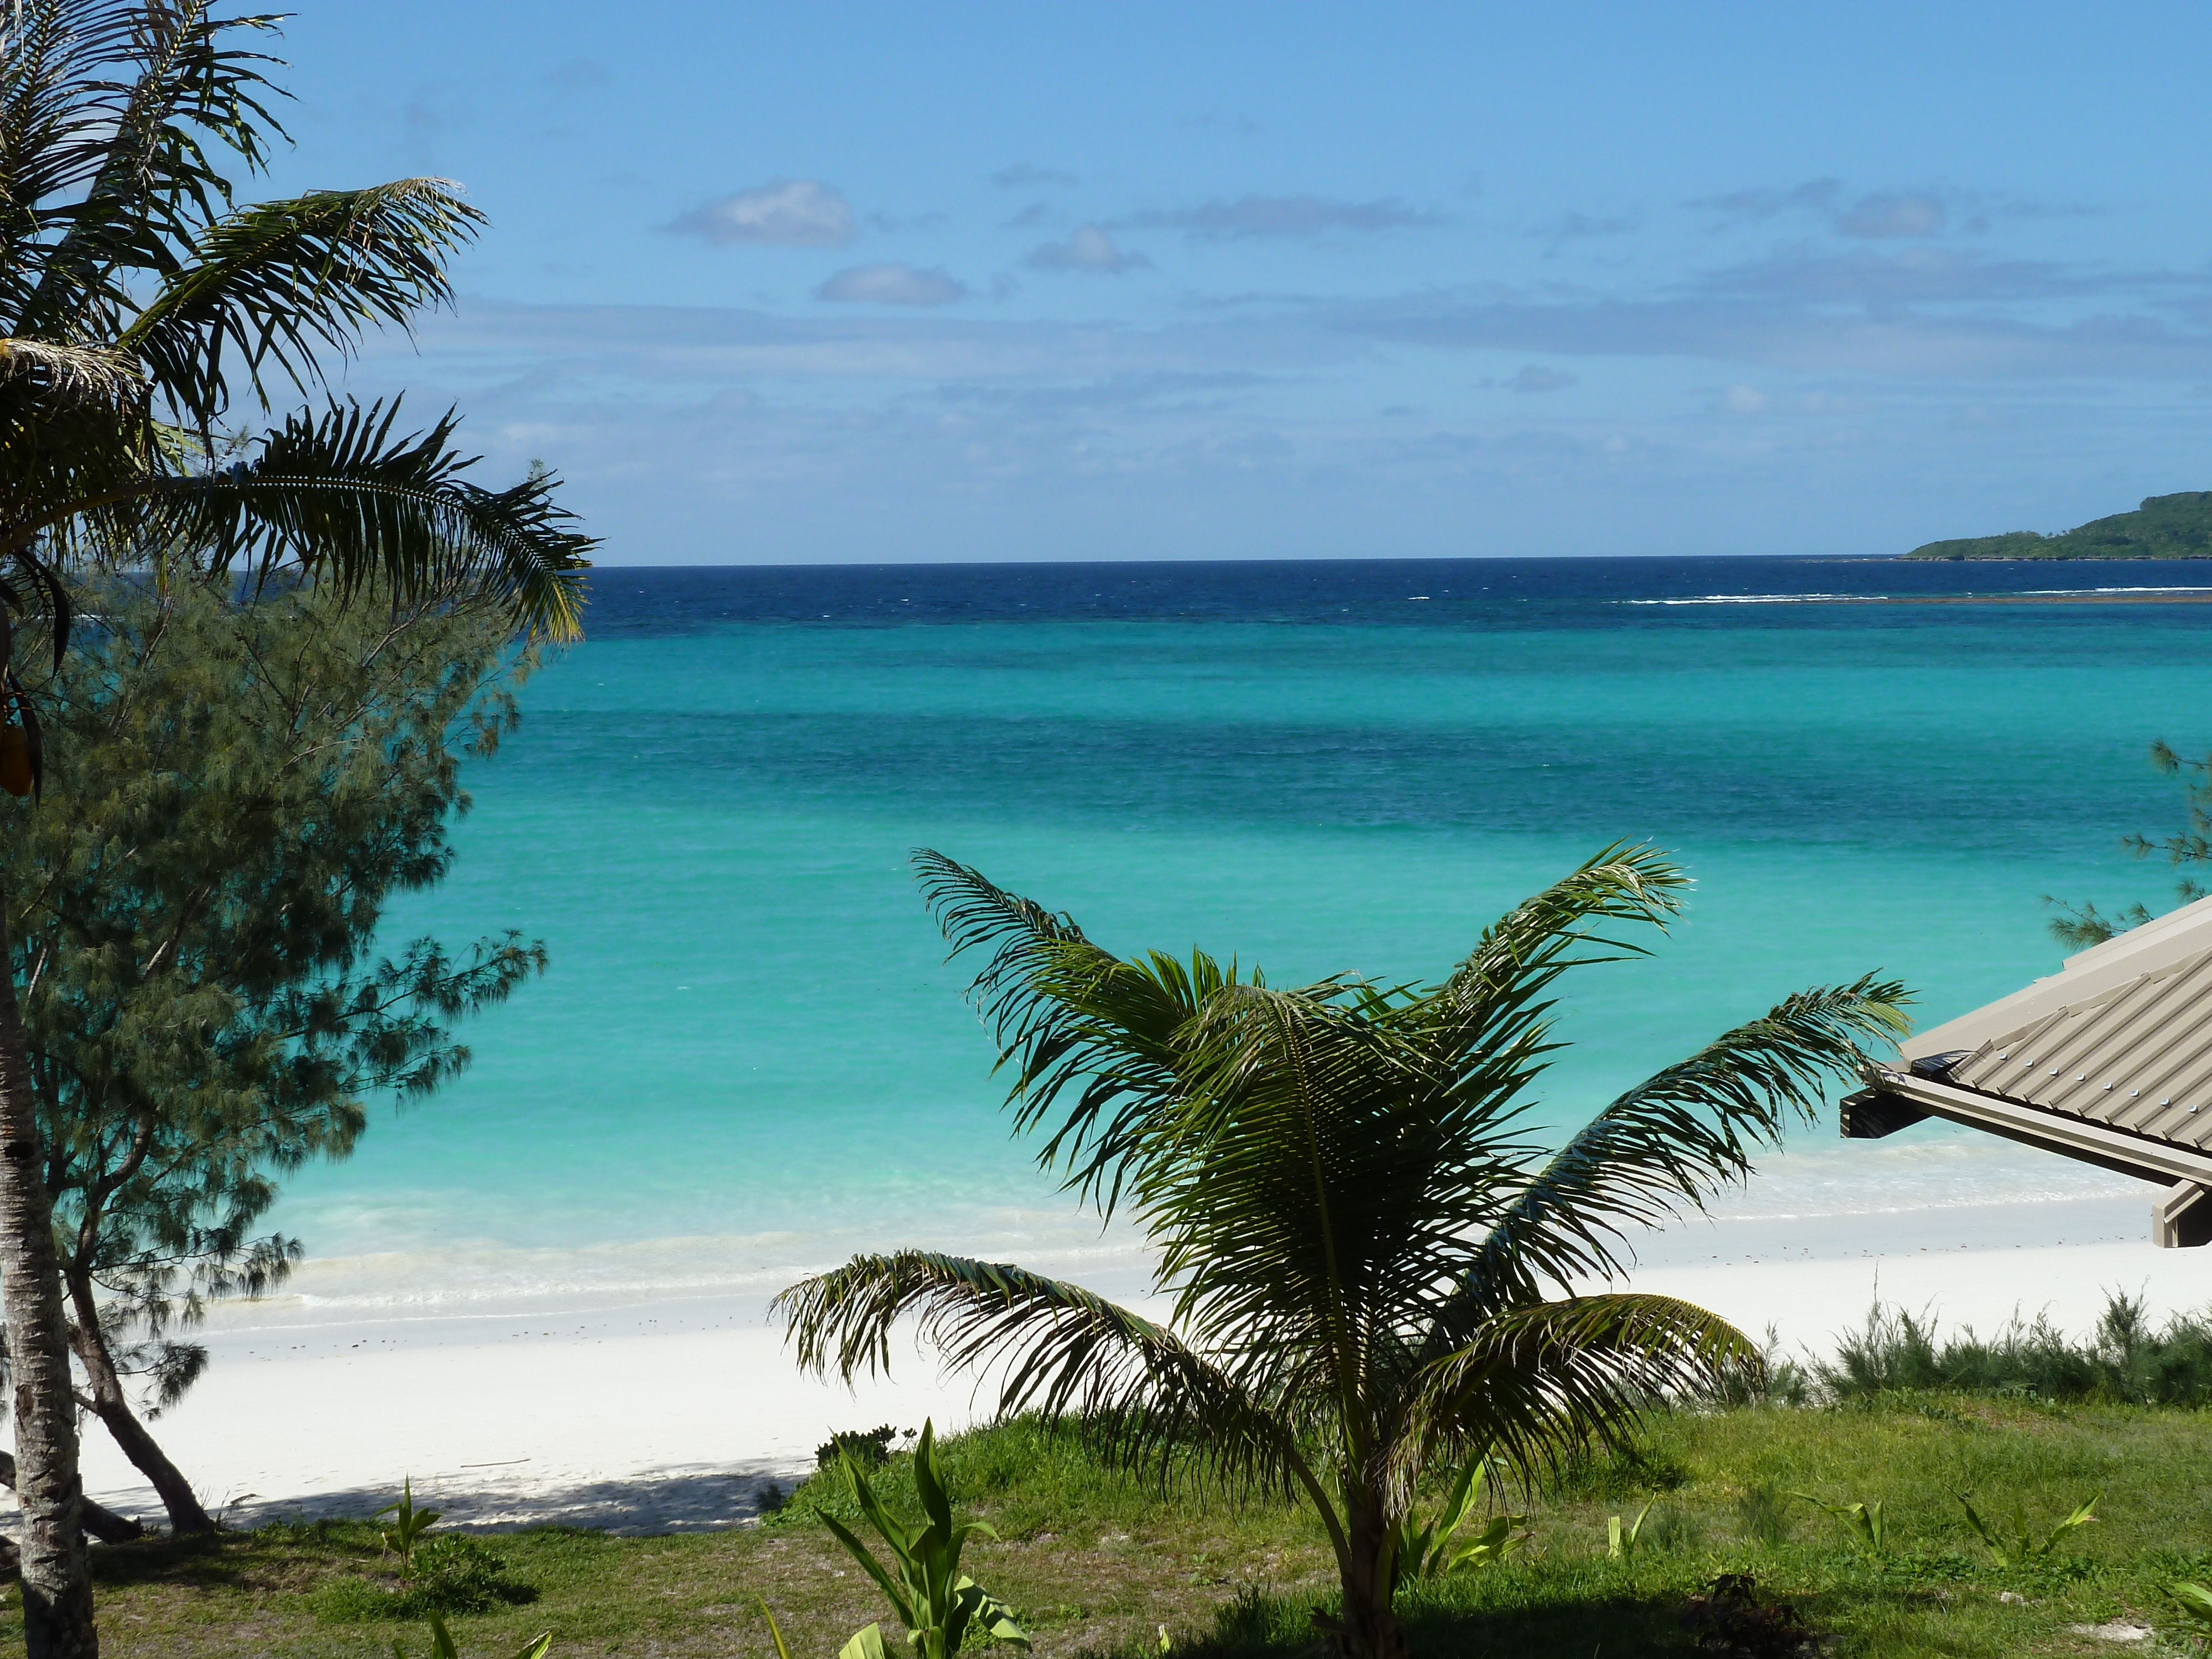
1907, 491, 2212, 559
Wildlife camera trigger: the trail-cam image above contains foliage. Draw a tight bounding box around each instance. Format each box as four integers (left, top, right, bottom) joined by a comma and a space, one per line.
8, 571, 545, 1477
1735, 1483, 1794, 1550
1676, 1573, 1812, 1658
314, 1532, 538, 1623
28, 1406, 2212, 1659
1389, 1449, 1527, 1587
1817, 1292, 2212, 1404
1907, 489, 2212, 561
779, 846, 1907, 1658
2169, 1580, 2212, 1649
2049, 738, 2212, 946
815, 1419, 1029, 1659
0, 1, 596, 664
820, 1425, 906, 1471
1790, 1491, 1885, 1556
1607, 1499, 1656, 1560
387, 1609, 552, 1659
1953, 1491, 2099, 1568
0, 7, 588, 1639
377, 1480, 441, 1582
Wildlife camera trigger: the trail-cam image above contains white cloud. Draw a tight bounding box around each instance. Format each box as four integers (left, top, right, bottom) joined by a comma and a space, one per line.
814, 263, 968, 305
1718, 384, 1770, 413
1505, 364, 1576, 393
1025, 226, 1151, 274
665, 180, 856, 247
1835, 191, 1948, 238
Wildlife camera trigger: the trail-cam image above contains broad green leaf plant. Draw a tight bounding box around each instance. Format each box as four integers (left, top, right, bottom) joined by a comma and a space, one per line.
2168, 1580, 2212, 1650
1955, 1491, 2099, 1567
1608, 1500, 1656, 1561
390, 1610, 551, 1659
1388, 1448, 1527, 1587
1793, 1491, 1887, 1556
376, 1479, 441, 1583
779, 846, 1909, 1659
814, 1420, 1029, 1659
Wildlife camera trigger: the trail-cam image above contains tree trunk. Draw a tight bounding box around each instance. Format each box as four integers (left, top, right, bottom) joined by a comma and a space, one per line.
0, 898, 98, 1655
1317, 1493, 1407, 1659
64, 1276, 215, 1535
0, 1450, 143, 1544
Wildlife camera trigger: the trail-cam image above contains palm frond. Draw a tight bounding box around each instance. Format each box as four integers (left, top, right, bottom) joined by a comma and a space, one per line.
1435, 976, 1910, 1328
119, 179, 484, 419
0, 335, 144, 403
912, 850, 1228, 1215
47, 398, 593, 639
1399, 1292, 1761, 1495
774, 1250, 1299, 1493
1153, 982, 1524, 1421
8, 2, 288, 341
1402, 844, 1688, 1071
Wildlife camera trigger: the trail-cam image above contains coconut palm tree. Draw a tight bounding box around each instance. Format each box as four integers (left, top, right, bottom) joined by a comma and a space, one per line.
0, 6, 592, 1649
779, 848, 1908, 1659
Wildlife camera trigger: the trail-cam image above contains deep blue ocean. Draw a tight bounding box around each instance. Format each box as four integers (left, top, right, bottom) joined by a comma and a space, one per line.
267, 556, 2212, 1311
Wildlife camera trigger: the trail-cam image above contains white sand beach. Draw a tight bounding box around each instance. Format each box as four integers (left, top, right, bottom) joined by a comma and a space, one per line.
42, 1184, 2209, 1538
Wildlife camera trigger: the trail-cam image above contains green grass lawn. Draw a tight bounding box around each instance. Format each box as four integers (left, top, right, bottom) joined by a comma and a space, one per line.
16, 1398, 2212, 1657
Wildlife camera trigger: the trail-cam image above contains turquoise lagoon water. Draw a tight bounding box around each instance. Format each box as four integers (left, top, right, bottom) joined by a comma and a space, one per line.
264, 557, 2212, 1313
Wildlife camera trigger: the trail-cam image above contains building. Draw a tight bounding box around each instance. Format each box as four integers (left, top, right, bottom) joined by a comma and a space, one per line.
1842, 894, 2212, 1248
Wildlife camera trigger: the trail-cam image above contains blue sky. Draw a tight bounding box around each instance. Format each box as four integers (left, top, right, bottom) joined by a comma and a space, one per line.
268, 2, 2212, 564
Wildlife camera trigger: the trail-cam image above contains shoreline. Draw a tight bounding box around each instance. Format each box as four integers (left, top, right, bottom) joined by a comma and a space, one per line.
42, 1194, 2208, 1536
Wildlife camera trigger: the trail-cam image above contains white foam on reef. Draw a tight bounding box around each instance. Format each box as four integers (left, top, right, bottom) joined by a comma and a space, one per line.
1619, 592, 1876, 604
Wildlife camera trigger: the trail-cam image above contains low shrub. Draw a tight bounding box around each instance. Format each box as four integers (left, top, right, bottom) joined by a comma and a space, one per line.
816, 1425, 905, 1470
1819, 1291, 2212, 1405
309, 1534, 538, 1622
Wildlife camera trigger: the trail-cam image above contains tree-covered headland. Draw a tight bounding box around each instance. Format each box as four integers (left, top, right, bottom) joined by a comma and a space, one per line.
1907, 489, 2212, 558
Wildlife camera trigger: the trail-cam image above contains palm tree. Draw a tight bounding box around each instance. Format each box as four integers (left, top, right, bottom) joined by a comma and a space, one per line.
0, 6, 592, 1648
779, 848, 1908, 1659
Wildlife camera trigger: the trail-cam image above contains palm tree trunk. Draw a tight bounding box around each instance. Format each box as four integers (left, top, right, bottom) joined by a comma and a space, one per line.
63, 1275, 215, 1535
0, 897, 99, 1655
1324, 1495, 1408, 1659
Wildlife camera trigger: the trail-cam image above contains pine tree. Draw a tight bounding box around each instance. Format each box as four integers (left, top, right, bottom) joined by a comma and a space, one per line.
1, 567, 547, 1534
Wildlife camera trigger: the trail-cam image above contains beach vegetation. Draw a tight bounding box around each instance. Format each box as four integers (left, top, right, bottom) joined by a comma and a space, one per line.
778, 846, 1908, 1659
312, 1486, 540, 1623
0, 568, 546, 1536
1954, 1491, 2099, 1569
1736, 1481, 1796, 1550
2047, 734, 2212, 946
1818, 1292, 2212, 1405
2169, 1580, 2212, 1647
24, 1402, 2212, 1658
380, 1481, 444, 1583
817, 1419, 1030, 1659
820, 1426, 909, 1470
1386, 1449, 1527, 1583
1791, 1491, 1887, 1556
388, 1610, 553, 1659
0, 1, 591, 1643
1605, 1498, 1656, 1560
